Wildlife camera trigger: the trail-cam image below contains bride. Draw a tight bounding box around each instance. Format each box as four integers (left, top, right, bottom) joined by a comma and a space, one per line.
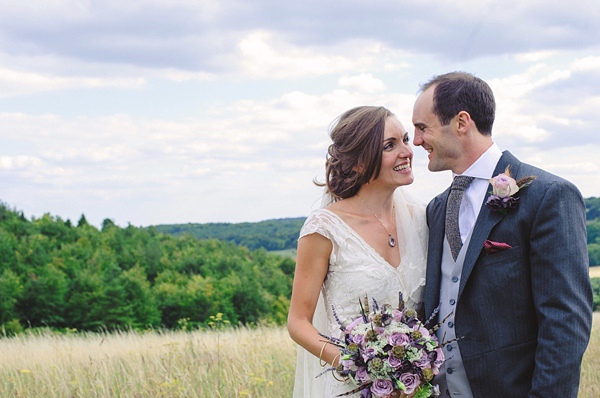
287, 106, 428, 397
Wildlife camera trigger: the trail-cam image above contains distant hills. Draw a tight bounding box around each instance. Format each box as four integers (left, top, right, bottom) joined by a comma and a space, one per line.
152, 217, 306, 251
150, 197, 600, 265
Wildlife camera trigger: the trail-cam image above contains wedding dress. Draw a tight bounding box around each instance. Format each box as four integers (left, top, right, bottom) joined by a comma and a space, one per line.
293, 188, 428, 397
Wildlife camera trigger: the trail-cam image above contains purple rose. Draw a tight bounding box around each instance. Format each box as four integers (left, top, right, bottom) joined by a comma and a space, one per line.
387, 354, 402, 368
370, 379, 394, 397
414, 352, 430, 369
387, 332, 409, 346
354, 333, 365, 346
486, 195, 520, 212
503, 196, 520, 209
485, 196, 503, 211
341, 358, 357, 370
392, 309, 403, 322
362, 348, 375, 362
432, 348, 444, 374
356, 366, 371, 383
400, 372, 420, 395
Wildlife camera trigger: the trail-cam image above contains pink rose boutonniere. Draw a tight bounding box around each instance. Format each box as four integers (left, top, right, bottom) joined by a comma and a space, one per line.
485, 166, 536, 214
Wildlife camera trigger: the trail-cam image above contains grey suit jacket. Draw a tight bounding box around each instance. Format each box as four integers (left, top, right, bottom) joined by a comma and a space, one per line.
424, 151, 593, 398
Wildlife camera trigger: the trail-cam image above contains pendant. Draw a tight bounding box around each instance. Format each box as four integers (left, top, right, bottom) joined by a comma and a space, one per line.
388, 236, 396, 247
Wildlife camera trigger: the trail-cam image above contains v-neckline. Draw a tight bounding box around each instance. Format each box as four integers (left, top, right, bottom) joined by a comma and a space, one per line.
321, 208, 402, 270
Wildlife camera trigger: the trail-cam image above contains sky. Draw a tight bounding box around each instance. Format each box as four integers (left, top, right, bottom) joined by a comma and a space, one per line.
1, 0, 599, 227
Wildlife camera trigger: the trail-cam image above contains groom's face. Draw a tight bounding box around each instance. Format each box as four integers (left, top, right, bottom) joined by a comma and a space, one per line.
412, 86, 462, 172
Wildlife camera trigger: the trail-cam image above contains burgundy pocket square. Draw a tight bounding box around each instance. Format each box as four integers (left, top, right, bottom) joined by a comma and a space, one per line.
484, 240, 512, 254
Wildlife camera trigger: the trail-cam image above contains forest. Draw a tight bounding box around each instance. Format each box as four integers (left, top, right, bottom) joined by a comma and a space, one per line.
153, 217, 306, 251
0, 197, 599, 336
0, 203, 295, 335
586, 197, 600, 267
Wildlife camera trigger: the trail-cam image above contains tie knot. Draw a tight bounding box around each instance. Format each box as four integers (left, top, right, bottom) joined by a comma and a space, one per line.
451, 176, 475, 191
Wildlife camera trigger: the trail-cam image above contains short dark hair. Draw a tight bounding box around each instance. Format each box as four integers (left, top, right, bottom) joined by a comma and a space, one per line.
420, 72, 495, 135
322, 106, 392, 199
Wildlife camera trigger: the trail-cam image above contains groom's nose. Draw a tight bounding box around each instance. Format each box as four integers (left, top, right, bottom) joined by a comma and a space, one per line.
413, 129, 423, 146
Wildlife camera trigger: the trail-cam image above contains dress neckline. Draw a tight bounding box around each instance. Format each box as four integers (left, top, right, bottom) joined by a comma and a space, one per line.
320, 208, 402, 270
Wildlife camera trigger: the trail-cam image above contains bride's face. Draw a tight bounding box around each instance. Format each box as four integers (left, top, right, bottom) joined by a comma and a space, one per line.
371, 116, 414, 187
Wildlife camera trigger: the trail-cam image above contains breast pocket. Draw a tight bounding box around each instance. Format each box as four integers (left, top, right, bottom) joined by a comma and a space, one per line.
480, 245, 522, 267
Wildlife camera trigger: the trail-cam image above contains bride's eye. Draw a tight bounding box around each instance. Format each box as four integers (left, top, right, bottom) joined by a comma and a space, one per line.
403, 134, 410, 143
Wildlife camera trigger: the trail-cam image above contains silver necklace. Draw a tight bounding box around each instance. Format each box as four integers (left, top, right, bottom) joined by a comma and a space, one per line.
357, 194, 397, 247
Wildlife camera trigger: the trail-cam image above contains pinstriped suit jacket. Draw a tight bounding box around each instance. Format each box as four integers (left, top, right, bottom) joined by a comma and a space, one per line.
424, 151, 592, 397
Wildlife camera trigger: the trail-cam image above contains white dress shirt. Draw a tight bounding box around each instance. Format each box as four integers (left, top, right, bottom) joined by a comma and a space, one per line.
454, 143, 503, 243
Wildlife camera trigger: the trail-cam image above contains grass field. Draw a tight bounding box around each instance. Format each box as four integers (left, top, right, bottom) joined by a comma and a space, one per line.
270, 248, 297, 259
1, 314, 599, 397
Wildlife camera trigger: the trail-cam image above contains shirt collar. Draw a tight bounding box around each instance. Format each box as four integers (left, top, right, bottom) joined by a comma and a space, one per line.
453, 142, 502, 180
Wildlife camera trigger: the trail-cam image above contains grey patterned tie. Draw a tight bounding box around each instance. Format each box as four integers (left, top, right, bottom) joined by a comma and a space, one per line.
446, 176, 475, 261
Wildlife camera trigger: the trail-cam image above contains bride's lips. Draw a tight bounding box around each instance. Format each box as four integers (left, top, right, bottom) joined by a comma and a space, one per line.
393, 159, 412, 172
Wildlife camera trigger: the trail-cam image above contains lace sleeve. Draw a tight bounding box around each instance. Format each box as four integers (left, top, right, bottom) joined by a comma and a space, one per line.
298, 210, 338, 265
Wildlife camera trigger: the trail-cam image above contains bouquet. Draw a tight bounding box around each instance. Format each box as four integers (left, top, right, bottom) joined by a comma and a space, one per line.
321, 294, 445, 398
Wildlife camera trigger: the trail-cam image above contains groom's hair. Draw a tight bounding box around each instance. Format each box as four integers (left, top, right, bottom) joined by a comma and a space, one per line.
321, 106, 392, 199
420, 72, 495, 135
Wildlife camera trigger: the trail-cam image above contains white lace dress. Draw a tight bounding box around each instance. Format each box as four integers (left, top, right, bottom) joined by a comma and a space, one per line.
293, 188, 428, 398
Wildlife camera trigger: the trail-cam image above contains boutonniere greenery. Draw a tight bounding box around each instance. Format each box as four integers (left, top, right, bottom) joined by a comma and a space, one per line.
485, 166, 536, 214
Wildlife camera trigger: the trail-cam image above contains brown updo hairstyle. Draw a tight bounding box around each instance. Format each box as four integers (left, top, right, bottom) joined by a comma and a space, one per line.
322, 106, 392, 200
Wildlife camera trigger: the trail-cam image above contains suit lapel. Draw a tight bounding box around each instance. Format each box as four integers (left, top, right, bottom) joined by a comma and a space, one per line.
425, 187, 451, 317
458, 151, 521, 298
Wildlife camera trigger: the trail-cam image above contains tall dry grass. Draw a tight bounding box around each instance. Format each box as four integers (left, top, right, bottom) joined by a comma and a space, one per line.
1, 315, 599, 397
0, 326, 296, 397
579, 313, 600, 398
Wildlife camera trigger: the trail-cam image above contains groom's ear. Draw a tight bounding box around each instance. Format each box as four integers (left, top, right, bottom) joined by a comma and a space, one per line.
455, 111, 473, 136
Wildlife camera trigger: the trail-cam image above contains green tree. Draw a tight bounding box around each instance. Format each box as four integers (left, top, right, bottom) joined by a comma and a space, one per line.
18, 264, 69, 327
0, 269, 22, 325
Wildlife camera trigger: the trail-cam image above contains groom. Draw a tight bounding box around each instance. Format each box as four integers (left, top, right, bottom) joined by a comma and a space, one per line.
411, 72, 593, 397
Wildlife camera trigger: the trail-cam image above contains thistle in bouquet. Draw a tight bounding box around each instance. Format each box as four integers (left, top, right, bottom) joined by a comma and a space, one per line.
319, 293, 446, 398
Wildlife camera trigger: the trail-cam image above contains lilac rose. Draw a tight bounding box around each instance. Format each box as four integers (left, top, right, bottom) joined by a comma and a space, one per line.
414, 352, 430, 369
370, 379, 394, 397
490, 173, 519, 198
387, 332, 409, 346
354, 333, 365, 346
362, 348, 375, 362
392, 309, 403, 322
432, 347, 444, 374
387, 354, 402, 368
400, 372, 420, 395
356, 366, 371, 383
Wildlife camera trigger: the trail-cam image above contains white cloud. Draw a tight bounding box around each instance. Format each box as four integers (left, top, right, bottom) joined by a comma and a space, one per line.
0, 0, 599, 226
0, 66, 146, 97
338, 74, 386, 93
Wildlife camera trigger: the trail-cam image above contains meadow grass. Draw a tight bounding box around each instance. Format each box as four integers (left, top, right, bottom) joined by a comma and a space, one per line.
1, 315, 599, 397
0, 326, 296, 397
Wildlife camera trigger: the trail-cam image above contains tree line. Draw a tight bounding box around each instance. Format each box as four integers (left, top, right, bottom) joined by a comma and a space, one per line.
1, 197, 599, 336
153, 218, 306, 251
0, 203, 295, 336
586, 197, 600, 267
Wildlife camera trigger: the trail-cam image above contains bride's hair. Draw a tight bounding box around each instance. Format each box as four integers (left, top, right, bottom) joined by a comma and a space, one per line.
320, 106, 393, 200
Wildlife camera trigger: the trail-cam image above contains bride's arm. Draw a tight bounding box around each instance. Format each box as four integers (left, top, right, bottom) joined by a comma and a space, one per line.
287, 233, 340, 366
